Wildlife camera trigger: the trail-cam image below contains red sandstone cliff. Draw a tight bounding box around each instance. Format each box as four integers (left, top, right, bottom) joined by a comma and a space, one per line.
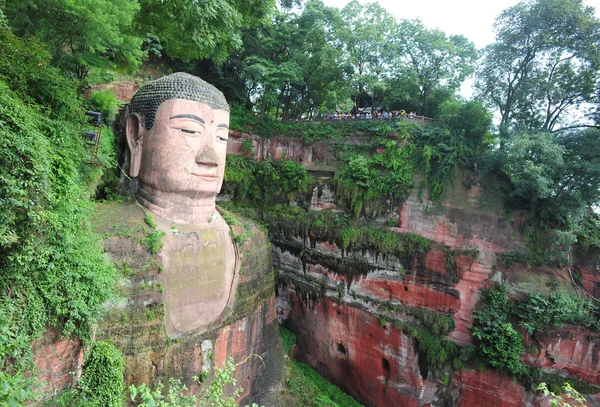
235, 132, 600, 407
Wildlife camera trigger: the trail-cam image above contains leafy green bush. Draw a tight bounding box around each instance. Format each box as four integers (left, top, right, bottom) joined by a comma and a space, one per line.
514, 292, 598, 334
334, 138, 415, 217
0, 28, 79, 119
224, 156, 310, 205
79, 342, 125, 407
142, 230, 166, 254
88, 89, 119, 124
472, 285, 526, 376
129, 357, 261, 407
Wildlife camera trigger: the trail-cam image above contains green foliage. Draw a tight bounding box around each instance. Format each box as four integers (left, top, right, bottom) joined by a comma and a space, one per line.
241, 139, 253, 153
0, 26, 117, 403
0, 28, 79, 119
539, 373, 600, 396
224, 156, 310, 205
537, 382, 588, 407
129, 357, 262, 407
286, 360, 363, 407
130, 377, 197, 407
513, 292, 599, 334
339, 226, 432, 257
79, 342, 125, 407
220, 209, 240, 227
437, 99, 494, 164
472, 285, 527, 376
335, 138, 415, 217
392, 20, 477, 116
0, 303, 38, 406
4, 0, 144, 81
88, 89, 119, 125
0, 80, 116, 340
142, 230, 166, 254
280, 327, 297, 355
144, 215, 157, 229
476, 0, 600, 131
137, 0, 273, 63
501, 130, 565, 205
281, 326, 363, 407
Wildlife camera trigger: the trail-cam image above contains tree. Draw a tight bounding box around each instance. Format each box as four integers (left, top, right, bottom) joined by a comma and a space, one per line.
545, 129, 600, 223
437, 99, 494, 164
501, 130, 565, 214
392, 19, 476, 116
137, 0, 275, 63
243, 0, 347, 119
476, 0, 600, 135
3, 0, 144, 82
337, 0, 396, 109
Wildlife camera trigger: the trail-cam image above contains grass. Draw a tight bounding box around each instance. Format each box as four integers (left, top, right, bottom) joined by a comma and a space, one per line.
279, 327, 364, 407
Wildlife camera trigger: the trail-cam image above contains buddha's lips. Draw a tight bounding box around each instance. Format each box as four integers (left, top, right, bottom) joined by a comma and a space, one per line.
192, 173, 219, 181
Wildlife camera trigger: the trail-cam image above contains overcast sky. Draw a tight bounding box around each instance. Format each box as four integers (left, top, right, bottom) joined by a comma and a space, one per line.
321, 0, 600, 49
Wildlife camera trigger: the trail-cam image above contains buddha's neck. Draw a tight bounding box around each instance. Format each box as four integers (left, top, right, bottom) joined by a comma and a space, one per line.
136, 184, 217, 225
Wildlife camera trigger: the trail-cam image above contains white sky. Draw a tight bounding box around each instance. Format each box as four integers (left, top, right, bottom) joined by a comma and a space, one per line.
322, 0, 600, 49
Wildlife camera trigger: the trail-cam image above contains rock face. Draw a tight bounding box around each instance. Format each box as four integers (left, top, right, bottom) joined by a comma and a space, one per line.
453, 369, 529, 407
33, 329, 83, 396
534, 326, 600, 387
270, 169, 600, 406
283, 295, 433, 407
92, 200, 284, 405
84, 81, 140, 102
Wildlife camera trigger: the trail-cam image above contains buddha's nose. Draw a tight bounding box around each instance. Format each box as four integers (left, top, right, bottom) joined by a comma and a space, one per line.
195, 146, 219, 167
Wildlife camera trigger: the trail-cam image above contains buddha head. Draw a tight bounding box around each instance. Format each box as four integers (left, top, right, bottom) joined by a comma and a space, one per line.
126, 73, 230, 223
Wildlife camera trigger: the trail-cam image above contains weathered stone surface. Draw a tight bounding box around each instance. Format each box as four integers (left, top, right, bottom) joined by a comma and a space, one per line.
533, 325, 600, 387
272, 169, 600, 406
453, 369, 530, 407
84, 81, 139, 102
283, 294, 432, 407
33, 329, 83, 397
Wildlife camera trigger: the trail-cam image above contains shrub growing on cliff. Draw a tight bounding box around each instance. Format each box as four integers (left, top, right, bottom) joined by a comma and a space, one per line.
79, 342, 125, 407
129, 357, 263, 407
472, 285, 526, 376
514, 292, 598, 334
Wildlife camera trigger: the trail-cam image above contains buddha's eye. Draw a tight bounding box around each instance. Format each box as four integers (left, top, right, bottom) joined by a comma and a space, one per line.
175, 128, 202, 136
217, 136, 228, 142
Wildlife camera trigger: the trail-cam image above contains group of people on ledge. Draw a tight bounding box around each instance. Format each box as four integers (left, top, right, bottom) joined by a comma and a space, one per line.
324, 109, 417, 121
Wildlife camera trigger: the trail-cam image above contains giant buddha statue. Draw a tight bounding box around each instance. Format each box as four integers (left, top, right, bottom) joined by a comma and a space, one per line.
89, 73, 283, 404
126, 72, 237, 336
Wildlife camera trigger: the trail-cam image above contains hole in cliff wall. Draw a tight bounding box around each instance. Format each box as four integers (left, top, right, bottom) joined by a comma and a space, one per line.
417, 350, 429, 379
404, 286, 408, 291
382, 357, 390, 382
336, 342, 347, 355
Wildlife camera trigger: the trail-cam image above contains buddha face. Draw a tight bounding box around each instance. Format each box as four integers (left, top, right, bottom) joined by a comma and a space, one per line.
128, 98, 230, 202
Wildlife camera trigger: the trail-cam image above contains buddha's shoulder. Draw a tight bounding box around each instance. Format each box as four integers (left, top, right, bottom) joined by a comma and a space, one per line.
92, 196, 148, 234
217, 208, 273, 277
219, 209, 269, 251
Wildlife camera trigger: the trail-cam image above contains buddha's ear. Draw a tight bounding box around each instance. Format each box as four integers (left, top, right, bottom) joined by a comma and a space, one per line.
126, 113, 145, 177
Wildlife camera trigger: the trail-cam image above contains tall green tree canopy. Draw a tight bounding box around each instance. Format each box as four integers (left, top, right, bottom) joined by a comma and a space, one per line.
3, 0, 144, 81
137, 0, 275, 63
337, 0, 396, 108
391, 20, 476, 116
476, 0, 600, 134
243, 0, 348, 119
